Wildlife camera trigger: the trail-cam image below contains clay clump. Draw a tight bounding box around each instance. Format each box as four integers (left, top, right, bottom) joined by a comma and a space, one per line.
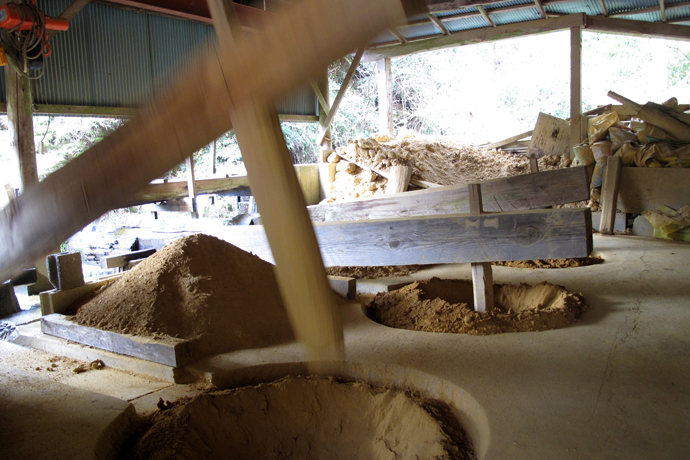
127, 376, 476, 460
366, 278, 588, 335
74, 234, 294, 354
493, 256, 604, 269
326, 264, 425, 279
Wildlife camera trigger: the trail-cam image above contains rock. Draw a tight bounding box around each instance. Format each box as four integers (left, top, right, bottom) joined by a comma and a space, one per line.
327, 153, 340, 164
632, 215, 654, 237
360, 138, 378, 149
345, 163, 358, 175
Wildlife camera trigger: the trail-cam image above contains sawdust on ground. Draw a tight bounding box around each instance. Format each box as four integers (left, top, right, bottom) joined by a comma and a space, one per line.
493, 256, 604, 269
366, 278, 588, 335
325, 134, 571, 202
74, 234, 294, 355
126, 376, 475, 460
326, 265, 426, 279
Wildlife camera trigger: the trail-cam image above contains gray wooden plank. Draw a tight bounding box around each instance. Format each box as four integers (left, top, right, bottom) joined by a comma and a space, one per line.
41, 314, 195, 367
208, 208, 593, 267
617, 167, 690, 214
308, 166, 590, 222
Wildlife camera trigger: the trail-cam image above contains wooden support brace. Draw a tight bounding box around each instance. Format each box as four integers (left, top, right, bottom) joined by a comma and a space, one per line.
468, 184, 494, 313
385, 165, 412, 194
317, 47, 365, 145
186, 155, 198, 219
600, 155, 622, 234
529, 153, 539, 174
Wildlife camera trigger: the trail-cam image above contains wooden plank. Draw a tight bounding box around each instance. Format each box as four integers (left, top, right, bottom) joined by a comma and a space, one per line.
308, 166, 590, 222
41, 314, 195, 367
528, 112, 571, 158
332, 150, 436, 189
469, 184, 494, 313
570, 26, 582, 154
209, 208, 593, 266
482, 130, 532, 149
607, 91, 690, 142
617, 167, 690, 214
100, 249, 155, 269
533, 0, 547, 18
586, 15, 690, 41
39, 276, 121, 315
386, 165, 413, 194
0, 0, 415, 283
362, 14, 587, 61
377, 58, 395, 137
126, 176, 251, 206
327, 275, 356, 299
600, 156, 622, 234
310, 81, 331, 114
317, 47, 366, 145
427, 13, 449, 35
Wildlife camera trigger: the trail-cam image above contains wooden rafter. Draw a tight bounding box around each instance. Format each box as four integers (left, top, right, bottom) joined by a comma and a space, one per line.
427, 13, 449, 34
317, 47, 365, 145
390, 28, 409, 43
47, 0, 90, 40
533, 0, 547, 19
660, 0, 667, 22
477, 5, 495, 27
597, 0, 609, 16
309, 81, 330, 113
609, 1, 690, 18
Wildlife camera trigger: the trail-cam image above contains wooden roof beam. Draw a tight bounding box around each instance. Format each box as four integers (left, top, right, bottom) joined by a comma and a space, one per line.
427, 13, 450, 34
534, 0, 548, 19
477, 5, 496, 27
363, 13, 586, 61
585, 15, 690, 40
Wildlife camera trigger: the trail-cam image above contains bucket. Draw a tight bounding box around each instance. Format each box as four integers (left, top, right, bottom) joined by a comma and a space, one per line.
572, 143, 595, 166
591, 140, 612, 165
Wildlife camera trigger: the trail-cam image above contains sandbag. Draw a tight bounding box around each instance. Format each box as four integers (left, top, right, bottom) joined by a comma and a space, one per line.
588, 112, 620, 144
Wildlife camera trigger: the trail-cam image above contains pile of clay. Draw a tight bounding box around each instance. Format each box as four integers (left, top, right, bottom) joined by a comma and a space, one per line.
493, 256, 604, 269
324, 134, 572, 202
326, 264, 425, 279
366, 278, 588, 335
74, 234, 293, 354
126, 376, 475, 460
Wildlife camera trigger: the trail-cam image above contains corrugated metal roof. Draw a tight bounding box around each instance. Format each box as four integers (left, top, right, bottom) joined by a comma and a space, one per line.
605, 0, 658, 15
0, 0, 316, 116
400, 22, 444, 40
370, 30, 401, 46
443, 15, 493, 33
544, 0, 602, 16
669, 6, 690, 22
491, 8, 544, 26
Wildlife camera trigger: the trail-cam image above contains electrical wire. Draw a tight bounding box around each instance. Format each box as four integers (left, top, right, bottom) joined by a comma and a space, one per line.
5, 0, 47, 79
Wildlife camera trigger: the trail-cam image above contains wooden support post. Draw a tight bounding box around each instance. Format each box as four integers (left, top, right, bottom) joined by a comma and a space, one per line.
211, 139, 217, 174
186, 156, 198, 219
600, 155, 622, 234
468, 184, 494, 313
5, 66, 37, 191
385, 165, 412, 194
315, 70, 332, 161
209, 0, 345, 369
317, 47, 365, 145
570, 26, 582, 158
529, 153, 539, 173
377, 58, 395, 137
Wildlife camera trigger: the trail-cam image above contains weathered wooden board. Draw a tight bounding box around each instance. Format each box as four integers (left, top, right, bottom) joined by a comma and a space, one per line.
39, 275, 123, 315
617, 167, 690, 214
101, 249, 156, 269
600, 156, 622, 234
208, 208, 593, 267
308, 166, 589, 222
528, 112, 571, 158
41, 313, 195, 367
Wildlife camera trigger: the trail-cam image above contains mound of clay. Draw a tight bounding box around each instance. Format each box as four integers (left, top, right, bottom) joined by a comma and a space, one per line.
493, 256, 604, 269
325, 135, 572, 202
366, 278, 588, 335
127, 376, 475, 460
326, 264, 425, 279
74, 234, 293, 354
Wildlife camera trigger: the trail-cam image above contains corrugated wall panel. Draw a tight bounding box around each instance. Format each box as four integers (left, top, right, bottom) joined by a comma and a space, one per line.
0, 0, 315, 116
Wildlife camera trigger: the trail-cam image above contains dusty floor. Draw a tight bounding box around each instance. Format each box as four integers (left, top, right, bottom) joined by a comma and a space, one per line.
1, 234, 689, 459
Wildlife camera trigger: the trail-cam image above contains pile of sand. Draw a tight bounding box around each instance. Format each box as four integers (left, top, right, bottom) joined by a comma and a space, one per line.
326, 265, 425, 279
366, 278, 588, 335
325, 134, 572, 202
74, 234, 294, 354
493, 256, 604, 269
127, 376, 475, 460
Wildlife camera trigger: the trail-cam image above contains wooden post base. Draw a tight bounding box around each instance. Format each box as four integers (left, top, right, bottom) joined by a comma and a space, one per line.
469, 184, 494, 313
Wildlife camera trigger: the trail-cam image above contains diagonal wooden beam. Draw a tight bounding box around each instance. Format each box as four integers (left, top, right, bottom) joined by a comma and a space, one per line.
310, 80, 331, 113
0, 0, 415, 283
47, 0, 90, 40
317, 47, 365, 145
427, 12, 449, 34
477, 5, 495, 27
533, 0, 547, 19
390, 28, 409, 43
597, 0, 609, 16
208, 0, 345, 367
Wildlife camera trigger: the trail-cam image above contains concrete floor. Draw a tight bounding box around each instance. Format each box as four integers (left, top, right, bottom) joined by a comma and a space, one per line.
1, 234, 689, 459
